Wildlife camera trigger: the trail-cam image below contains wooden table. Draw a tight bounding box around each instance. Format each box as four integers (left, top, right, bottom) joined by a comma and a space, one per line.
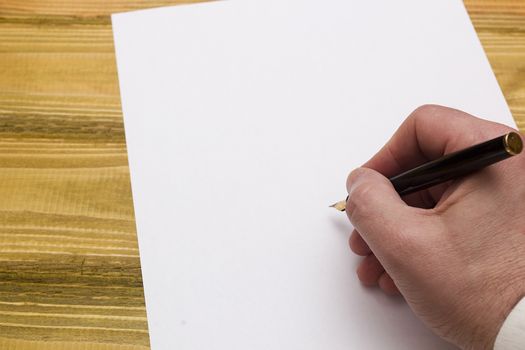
0, 1, 523, 349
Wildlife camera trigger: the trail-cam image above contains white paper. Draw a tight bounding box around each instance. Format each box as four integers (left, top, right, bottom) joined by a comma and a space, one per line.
112, 1, 515, 349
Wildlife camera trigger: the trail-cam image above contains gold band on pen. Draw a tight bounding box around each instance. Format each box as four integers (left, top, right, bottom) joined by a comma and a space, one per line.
504, 132, 523, 156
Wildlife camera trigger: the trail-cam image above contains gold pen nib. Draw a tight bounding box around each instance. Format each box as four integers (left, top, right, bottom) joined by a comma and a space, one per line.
329, 200, 346, 212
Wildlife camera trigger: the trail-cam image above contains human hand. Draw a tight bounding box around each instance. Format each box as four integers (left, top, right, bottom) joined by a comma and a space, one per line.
346, 105, 525, 350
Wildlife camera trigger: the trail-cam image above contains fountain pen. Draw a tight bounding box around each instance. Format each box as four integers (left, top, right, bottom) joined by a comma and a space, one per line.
330, 131, 523, 211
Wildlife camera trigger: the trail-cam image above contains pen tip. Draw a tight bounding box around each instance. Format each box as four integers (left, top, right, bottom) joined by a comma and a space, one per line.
329, 200, 346, 212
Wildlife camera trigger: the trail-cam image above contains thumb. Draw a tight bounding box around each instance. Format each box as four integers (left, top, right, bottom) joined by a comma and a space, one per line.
345, 167, 424, 260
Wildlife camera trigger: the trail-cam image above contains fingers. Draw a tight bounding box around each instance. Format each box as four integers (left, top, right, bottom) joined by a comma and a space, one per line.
356, 254, 384, 286
363, 104, 514, 177
346, 167, 422, 259
346, 107, 514, 298
355, 254, 401, 296
361, 105, 515, 205
349, 229, 370, 256
378, 273, 400, 295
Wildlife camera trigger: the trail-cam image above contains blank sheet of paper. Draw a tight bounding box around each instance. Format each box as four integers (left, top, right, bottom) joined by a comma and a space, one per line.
112, 1, 515, 349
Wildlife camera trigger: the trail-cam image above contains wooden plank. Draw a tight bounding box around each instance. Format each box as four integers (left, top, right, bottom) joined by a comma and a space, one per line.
0, 0, 523, 348
0, 5, 149, 349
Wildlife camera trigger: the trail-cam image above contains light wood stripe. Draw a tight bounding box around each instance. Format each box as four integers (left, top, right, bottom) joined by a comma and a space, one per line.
0, 337, 148, 350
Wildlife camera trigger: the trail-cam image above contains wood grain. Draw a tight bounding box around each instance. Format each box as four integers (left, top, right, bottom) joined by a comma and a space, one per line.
0, 3, 149, 349
465, 0, 525, 129
0, 0, 523, 348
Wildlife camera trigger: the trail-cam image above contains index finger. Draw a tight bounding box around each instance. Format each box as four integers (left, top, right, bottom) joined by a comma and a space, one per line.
364, 104, 515, 177
361, 105, 516, 206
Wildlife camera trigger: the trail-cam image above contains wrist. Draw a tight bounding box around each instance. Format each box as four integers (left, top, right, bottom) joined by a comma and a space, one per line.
450, 268, 525, 350
476, 281, 525, 350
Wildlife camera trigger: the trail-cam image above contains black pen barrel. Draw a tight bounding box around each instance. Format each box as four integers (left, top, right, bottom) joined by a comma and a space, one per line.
390, 132, 523, 196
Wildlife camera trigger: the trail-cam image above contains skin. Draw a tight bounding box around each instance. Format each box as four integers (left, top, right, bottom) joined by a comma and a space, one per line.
345, 105, 525, 350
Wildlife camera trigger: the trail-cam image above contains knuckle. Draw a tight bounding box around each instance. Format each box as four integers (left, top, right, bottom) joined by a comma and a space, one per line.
409, 104, 441, 122
408, 104, 468, 129
346, 182, 375, 222
412, 104, 440, 116
350, 182, 374, 202
346, 167, 368, 192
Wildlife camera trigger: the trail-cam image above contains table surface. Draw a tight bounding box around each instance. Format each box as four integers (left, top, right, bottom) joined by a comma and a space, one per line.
0, 0, 523, 349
